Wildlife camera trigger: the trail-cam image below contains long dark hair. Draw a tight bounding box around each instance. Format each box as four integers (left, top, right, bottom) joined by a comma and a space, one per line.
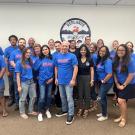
113, 44, 130, 73
125, 41, 134, 53
78, 44, 90, 59
21, 47, 32, 68
40, 45, 52, 59
96, 46, 110, 65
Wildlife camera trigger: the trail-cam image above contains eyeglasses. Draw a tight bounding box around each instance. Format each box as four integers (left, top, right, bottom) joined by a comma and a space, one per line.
117, 49, 125, 52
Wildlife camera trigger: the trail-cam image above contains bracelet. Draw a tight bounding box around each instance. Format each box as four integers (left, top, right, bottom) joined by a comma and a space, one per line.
101, 80, 106, 83
122, 84, 126, 87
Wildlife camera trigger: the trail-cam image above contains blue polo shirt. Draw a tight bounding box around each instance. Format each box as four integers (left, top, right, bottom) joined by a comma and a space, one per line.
0, 47, 4, 56
96, 58, 113, 83
54, 52, 78, 85
15, 60, 33, 82
33, 57, 54, 85
4, 45, 18, 71
9, 49, 23, 68
0, 56, 6, 89
116, 58, 135, 84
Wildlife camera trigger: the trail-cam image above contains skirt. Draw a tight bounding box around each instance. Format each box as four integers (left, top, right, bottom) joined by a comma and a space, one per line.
117, 84, 135, 99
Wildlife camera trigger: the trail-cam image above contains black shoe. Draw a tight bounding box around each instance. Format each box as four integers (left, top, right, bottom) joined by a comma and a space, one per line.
14, 105, 19, 111
66, 115, 74, 125
55, 111, 67, 117
8, 100, 15, 107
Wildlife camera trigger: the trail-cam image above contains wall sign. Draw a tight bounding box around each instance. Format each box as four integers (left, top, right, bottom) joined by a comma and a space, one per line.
60, 18, 91, 45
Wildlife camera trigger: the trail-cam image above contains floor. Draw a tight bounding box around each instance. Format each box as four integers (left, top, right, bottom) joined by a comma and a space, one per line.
0, 97, 135, 135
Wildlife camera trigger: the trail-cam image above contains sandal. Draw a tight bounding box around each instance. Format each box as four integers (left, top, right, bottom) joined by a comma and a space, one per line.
114, 117, 122, 123
77, 109, 83, 117
28, 112, 38, 116
89, 107, 97, 112
2, 112, 8, 117
83, 110, 89, 119
119, 118, 126, 128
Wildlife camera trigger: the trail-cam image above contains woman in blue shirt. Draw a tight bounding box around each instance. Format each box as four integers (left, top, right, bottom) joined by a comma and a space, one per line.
0, 56, 8, 117
125, 41, 135, 60
89, 42, 98, 112
15, 48, 37, 119
110, 40, 119, 60
113, 44, 135, 127
34, 45, 54, 122
96, 46, 113, 121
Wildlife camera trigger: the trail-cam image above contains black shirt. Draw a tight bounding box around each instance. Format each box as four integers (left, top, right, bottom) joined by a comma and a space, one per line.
78, 57, 94, 75
69, 48, 79, 58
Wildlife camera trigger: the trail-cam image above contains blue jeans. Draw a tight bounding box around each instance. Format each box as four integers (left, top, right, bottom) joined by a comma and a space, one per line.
99, 83, 113, 116
59, 85, 74, 116
38, 83, 52, 113
19, 80, 36, 114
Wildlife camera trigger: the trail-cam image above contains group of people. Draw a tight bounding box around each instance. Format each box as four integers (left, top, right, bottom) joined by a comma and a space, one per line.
0, 35, 135, 127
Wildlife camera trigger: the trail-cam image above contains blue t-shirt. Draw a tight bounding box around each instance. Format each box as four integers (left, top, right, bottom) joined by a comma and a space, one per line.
116, 58, 135, 84
33, 57, 54, 85
91, 53, 98, 81
54, 52, 78, 85
131, 53, 135, 60
31, 55, 39, 79
0, 47, 4, 56
4, 45, 18, 71
9, 49, 23, 69
0, 56, 6, 89
110, 50, 116, 60
52, 51, 60, 61
96, 58, 113, 83
15, 60, 33, 82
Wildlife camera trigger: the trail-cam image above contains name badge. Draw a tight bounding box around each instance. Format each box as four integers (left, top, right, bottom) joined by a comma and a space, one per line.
86, 62, 90, 66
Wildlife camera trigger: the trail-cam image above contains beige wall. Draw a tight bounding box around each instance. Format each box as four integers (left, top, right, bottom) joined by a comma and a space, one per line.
0, 4, 135, 49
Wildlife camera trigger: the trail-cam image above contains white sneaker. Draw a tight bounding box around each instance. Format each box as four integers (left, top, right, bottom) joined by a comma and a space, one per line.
20, 113, 29, 119
38, 113, 43, 122
96, 113, 102, 117
97, 116, 108, 121
46, 109, 52, 119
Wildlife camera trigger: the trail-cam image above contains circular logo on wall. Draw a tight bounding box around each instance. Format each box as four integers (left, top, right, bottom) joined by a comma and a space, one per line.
60, 18, 91, 45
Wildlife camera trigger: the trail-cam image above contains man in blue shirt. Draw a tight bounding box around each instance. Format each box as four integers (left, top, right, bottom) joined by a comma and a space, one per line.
9, 38, 26, 109
4, 35, 18, 107
55, 41, 78, 125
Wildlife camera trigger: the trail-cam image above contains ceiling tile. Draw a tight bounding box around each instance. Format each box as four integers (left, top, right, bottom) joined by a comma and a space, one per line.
29, 0, 73, 4
73, 0, 96, 5
0, 0, 26, 2
97, 0, 119, 5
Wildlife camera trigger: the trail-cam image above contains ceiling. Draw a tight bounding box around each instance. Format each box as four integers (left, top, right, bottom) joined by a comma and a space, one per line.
0, 0, 135, 6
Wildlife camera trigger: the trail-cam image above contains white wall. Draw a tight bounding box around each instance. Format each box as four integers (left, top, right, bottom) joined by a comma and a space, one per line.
0, 4, 135, 49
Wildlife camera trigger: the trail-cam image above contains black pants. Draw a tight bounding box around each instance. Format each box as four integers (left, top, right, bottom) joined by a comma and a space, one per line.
77, 75, 91, 110
8, 71, 15, 102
